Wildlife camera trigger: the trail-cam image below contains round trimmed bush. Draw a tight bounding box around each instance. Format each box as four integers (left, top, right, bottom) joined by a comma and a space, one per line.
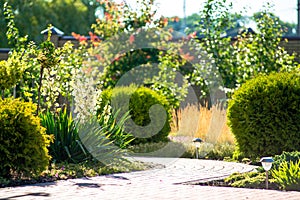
98, 86, 171, 144
227, 71, 300, 159
0, 98, 52, 178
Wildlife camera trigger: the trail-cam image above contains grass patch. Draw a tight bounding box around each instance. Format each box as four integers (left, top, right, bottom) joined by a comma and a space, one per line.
170, 104, 235, 160
171, 104, 234, 144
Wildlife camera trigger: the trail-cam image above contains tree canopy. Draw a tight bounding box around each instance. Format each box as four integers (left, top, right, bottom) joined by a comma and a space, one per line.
1, 0, 297, 48
0, 0, 100, 48
167, 12, 296, 38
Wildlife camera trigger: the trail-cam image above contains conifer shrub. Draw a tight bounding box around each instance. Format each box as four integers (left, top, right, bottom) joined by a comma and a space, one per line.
272, 151, 300, 170
0, 98, 52, 178
227, 71, 300, 159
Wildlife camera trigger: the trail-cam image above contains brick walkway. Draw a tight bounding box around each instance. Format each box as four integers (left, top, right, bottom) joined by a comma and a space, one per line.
1, 157, 300, 200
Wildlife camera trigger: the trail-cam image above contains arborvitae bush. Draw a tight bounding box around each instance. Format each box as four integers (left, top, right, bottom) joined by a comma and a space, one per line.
227, 71, 300, 159
98, 86, 171, 144
0, 98, 52, 178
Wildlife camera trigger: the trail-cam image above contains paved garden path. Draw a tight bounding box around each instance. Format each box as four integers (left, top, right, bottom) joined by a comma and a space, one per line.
1, 157, 300, 200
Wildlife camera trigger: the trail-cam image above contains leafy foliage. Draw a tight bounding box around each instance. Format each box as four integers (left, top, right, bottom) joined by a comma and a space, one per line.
98, 86, 171, 144
253, 12, 297, 37
273, 151, 300, 170
224, 172, 269, 189
272, 160, 300, 191
97, 106, 134, 149
128, 141, 187, 158
3, 3, 81, 111
227, 71, 300, 159
0, 159, 149, 188
0, 0, 98, 48
205, 143, 235, 160
74, 0, 189, 109
0, 52, 25, 91
41, 107, 133, 164
76, 118, 131, 165
193, 0, 297, 98
0, 98, 52, 178
40, 109, 91, 163
232, 12, 296, 84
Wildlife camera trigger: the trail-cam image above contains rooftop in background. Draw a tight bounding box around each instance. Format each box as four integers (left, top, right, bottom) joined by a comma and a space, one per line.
121, 0, 297, 24
41, 26, 64, 36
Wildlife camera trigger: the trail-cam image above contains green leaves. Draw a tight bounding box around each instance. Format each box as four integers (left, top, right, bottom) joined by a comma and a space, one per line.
227, 71, 300, 159
272, 160, 300, 191
98, 86, 171, 144
196, 0, 297, 98
225, 172, 267, 189
3, 2, 28, 49
40, 108, 91, 164
0, 98, 52, 178
0, 52, 25, 91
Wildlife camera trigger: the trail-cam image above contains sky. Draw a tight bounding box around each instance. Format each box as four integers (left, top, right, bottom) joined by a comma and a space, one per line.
121, 0, 298, 24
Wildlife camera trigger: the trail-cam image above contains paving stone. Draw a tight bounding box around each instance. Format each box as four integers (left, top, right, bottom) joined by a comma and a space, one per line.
0, 158, 299, 200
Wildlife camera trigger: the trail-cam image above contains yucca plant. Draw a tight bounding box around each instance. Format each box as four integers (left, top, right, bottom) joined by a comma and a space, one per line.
272, 160, 300, 191
40, 108, 90, 163
41, 107, 134, 164
77, 118, 128, 165
98, 110, 134, 149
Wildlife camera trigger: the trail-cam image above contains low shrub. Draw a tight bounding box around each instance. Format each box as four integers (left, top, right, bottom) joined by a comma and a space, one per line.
205, 143, 235, 160
0, 159, 149, 187
0, 98, 52, 178
224, 172, 274, 189
227, 71, 300, 159
98, 85, 171, 144
272, 151, 300, 170
41, 108, 133, 164
128, 140, 235, 160
272, 160, 300, 191
128, 141, 169, 153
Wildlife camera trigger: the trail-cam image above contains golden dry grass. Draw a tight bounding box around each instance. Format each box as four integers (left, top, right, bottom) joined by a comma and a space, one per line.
170, 104, 235, 145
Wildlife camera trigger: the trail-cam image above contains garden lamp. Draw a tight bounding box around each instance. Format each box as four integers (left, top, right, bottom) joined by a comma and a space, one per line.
260, 157, 274, 189
192, 138, 203, 159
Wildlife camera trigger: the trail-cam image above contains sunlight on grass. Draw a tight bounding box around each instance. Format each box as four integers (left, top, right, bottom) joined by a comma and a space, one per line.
171, 103, 234, 145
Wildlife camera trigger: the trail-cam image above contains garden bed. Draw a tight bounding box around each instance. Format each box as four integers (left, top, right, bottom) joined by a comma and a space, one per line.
0, 160, 161, 188
194, 179, 280, 190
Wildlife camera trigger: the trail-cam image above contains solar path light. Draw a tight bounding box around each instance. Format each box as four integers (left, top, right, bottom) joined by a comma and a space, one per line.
192, 138, 203, 159
260, 157, 274, 189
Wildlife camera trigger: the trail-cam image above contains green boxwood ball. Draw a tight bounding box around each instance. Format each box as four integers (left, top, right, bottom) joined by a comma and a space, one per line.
227, 71, 300, 159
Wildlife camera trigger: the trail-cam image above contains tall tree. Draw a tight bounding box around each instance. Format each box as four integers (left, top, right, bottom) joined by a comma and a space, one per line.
0, 0, 99, 48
